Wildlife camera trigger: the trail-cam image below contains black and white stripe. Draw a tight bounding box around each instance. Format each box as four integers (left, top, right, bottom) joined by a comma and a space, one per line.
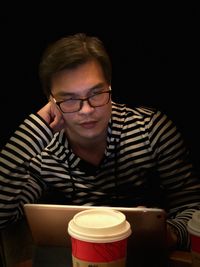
0, 102, 200, 249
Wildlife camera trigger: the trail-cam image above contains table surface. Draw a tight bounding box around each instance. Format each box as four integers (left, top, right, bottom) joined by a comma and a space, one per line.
13, 250, 192, 267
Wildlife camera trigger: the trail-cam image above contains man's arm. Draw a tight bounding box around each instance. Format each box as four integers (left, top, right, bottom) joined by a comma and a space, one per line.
0, 113, 54, 228
149, 110, 200, 250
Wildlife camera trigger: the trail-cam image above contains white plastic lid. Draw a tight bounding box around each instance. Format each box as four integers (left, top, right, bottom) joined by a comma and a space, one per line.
68, 208, 132, 243
187, 211, 200, 237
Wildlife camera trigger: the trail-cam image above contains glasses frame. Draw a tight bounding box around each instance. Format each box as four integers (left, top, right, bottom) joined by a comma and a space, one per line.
52, 89, 112, 113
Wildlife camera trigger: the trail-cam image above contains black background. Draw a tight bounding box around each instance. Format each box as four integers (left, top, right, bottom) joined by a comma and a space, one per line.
0, 3, 199, 170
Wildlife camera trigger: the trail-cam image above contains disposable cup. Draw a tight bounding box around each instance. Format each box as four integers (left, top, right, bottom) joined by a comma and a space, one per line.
68, 208, 132, 267
187, 211, 200, 267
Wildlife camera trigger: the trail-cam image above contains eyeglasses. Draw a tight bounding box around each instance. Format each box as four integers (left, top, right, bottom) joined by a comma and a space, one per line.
52, 89, 111, 113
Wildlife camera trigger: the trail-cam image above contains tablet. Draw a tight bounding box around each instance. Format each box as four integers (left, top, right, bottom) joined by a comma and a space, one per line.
24, 204, 167, 250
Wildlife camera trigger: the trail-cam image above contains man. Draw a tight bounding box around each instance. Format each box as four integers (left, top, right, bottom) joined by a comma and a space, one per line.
0, 33, 200, 251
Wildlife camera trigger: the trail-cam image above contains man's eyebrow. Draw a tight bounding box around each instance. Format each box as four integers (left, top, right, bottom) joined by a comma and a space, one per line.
55, 83, 106, 98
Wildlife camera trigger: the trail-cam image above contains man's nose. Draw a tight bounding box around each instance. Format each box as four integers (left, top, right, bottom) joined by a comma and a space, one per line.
79, 99, 94, 113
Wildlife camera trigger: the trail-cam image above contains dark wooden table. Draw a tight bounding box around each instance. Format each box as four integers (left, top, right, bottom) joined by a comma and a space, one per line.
13, 251, 192, 267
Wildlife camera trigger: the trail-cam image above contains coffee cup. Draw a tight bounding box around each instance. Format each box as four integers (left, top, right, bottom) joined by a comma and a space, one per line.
68, 208, 132, 267
187, 211, 200, 267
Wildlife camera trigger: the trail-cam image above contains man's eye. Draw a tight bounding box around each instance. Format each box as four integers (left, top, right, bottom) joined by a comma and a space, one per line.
91, 90, 103, 96
65, 97, 77, 101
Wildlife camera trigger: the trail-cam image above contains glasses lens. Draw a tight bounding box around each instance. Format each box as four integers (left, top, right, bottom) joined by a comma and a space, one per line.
89, 92, 110, 107
60, 99, 80, 113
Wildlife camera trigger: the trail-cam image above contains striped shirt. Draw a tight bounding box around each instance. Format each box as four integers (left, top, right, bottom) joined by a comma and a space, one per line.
0, 102, 200, 249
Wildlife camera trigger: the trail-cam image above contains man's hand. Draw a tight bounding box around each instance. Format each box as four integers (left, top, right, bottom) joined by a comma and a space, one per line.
37, 102, 65, 133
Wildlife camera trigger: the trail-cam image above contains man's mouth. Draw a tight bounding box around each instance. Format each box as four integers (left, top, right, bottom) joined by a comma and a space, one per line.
80, 121, 97, 129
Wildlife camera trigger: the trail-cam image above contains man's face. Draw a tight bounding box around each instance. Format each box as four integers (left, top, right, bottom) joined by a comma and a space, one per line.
51, 60, 112, 144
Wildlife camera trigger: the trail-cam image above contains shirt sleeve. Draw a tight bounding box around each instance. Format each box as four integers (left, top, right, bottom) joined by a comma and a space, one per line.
148, 109, 200, 249
0, 114, 53, 228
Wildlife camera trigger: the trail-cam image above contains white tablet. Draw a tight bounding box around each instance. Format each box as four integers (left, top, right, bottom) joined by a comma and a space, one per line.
24, 204, 167, 250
